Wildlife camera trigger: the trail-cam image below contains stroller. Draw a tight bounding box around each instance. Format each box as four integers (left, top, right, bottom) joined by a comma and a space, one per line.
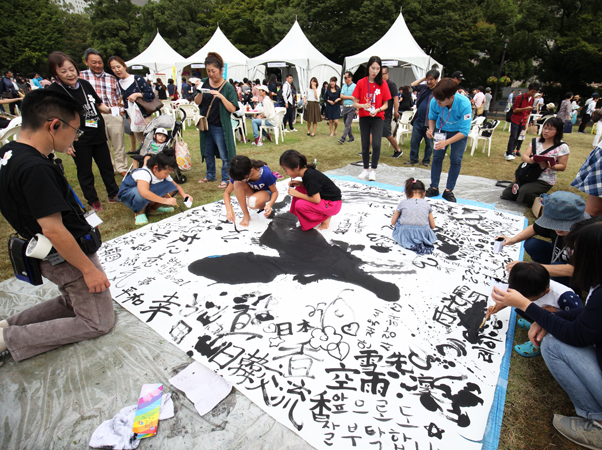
126, 115, 188, 183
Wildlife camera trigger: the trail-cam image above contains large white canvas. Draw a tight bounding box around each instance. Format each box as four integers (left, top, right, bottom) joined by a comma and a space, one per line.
99, 179, 525, 450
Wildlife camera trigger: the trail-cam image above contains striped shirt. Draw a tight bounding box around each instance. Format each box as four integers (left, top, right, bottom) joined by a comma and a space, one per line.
80, 69, 123, 112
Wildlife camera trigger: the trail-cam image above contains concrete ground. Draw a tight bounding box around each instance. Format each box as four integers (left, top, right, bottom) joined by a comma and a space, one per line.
0, 165, 527, 450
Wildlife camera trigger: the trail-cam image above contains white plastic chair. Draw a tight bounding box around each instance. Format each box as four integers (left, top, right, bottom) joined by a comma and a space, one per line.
231, 113, 247, 143
395, 110, 415, 145
0, 116, 22, 145
259, 109, 286, 144
471, 116, 486, 127
177, 103, 200, 130
536, 114, 556, 135
470, 120, 500, 157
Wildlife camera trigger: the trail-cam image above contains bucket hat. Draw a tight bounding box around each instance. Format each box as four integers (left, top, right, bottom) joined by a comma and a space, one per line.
535, 192, 590, 232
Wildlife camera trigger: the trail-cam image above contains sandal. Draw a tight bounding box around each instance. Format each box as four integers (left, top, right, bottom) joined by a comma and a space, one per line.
514, 341, 540, 357
517, 318, 532, 331
218, 181, 229, 189
198, 178, 215, 183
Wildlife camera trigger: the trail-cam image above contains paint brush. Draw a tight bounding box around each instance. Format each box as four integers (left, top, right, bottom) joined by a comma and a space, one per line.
480, 304, 497, 329
166, 193, 184, 213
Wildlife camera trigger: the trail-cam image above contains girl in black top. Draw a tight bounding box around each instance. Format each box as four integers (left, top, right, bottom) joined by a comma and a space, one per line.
155, 79, 167, 100
47, 51, 119, 212
280, 150, 342, 231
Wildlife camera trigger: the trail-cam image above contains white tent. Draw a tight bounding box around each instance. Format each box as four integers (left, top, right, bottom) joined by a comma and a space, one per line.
179, 26, 262, 82
344, 12, 443, 88
126, 31, 186, 80
247, 21, 342, 96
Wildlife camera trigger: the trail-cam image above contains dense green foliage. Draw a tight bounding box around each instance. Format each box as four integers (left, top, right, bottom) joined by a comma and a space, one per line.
0, 0, 600, 92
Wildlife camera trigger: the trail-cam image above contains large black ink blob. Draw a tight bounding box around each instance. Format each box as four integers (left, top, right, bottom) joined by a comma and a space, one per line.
188, 215, 400, 301
457, 300, 487, 344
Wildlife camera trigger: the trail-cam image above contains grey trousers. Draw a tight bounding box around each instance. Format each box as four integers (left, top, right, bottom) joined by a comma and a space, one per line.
3, 253, 115, 362
341, 106, 356, 141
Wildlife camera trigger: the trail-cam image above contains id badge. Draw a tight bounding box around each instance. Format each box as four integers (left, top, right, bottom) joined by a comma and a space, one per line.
84, 210, 103, 227
368, 106, 376, 115
434, 132, 446, 144
85, 118, 98, 128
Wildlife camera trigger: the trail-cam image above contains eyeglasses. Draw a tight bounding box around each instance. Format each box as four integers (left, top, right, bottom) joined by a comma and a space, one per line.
47, 118, 84, 138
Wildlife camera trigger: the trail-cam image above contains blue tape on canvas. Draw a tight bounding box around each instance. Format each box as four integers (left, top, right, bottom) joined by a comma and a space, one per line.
329, 174, 530, 450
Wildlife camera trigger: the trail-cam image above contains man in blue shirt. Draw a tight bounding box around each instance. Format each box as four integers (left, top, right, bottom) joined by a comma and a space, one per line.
338, 71, 356, 144
181, 77, 193, 101
405, 69, 440, 166
425, 78, 472, 202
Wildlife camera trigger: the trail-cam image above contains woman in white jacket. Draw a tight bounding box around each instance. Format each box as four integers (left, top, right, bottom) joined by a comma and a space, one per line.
251, 85, 277, 146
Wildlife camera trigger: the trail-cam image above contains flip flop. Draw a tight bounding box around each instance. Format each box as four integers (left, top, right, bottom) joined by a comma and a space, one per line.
218, 181, 229, 189
514, 341, 540, 357
272, 171, 284, 179
198, 178, 215, 183
517, 318, 532, 331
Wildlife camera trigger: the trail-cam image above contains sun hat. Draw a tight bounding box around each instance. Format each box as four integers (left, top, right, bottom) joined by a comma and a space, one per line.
535, 192, 590, 232
546, 102, 555, 109
155, 127, 168, 136
257, 85, 269, 93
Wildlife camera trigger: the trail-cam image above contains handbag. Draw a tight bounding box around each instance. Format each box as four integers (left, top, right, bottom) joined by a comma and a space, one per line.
174, 131, 192, 171
196, 81, 226, 131
476, 105, 484, 115
133, 78, 163, 115
514, 138, 562, 186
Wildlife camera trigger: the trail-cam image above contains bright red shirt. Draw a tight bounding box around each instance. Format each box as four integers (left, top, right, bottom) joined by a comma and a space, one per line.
511, 94, 534, 126
352, 77, 392, 120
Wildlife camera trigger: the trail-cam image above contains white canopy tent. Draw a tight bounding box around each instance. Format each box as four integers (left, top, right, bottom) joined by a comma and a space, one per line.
126, 31, 186, 82
247, 21, 342, 96
179, 26, 264, 83
344, 12, 443, 88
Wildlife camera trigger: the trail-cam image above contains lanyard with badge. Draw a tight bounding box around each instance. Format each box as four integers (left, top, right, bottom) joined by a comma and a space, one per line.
434, 106, 452, 145
60, 82, 98, 128
367, 78, 376, 114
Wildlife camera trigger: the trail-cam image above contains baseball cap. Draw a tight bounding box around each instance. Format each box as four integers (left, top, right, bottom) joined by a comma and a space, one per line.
155, 127, 168, 136
451, 71, 464, 80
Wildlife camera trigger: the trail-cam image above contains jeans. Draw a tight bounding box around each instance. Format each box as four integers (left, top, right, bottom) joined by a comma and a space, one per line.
359, 116, 384, 169
409, 120, 433, 163
430, 131, 467, 191
507, 122, 522, 155
203, 124, 229, 182
524, 237, 572, 287
3, 253, 115, 362
251, 119, 273, 139
541, 334, 602, 421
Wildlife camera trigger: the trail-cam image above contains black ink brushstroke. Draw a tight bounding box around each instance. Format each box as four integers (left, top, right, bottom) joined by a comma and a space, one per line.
188, 216, 400, 301
457, 300, 488, 344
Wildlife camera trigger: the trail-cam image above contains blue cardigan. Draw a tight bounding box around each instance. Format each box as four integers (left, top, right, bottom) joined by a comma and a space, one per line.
118, 75, 156, 118
526, 286, 602, 371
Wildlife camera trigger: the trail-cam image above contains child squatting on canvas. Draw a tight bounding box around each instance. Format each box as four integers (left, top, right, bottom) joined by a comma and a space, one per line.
488, 261, 582, 357
391, 178, 437, 255
117, 149, 192, 225
279, 149, 342, 231
223, 155, 279, 227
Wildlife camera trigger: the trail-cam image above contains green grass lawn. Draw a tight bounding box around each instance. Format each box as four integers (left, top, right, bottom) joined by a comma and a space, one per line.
1, 117, 598, 449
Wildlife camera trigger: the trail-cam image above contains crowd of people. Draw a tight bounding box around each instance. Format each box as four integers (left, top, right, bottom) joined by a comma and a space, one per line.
1, 48, 602, 450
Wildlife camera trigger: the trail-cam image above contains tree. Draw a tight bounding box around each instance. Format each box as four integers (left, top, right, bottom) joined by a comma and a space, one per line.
89, 0, 141, 60
0, 0, 64, 74
60, 11, 93, 68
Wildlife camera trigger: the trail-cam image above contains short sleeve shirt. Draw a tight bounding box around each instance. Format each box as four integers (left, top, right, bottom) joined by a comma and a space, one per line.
47, 79, 106, 145
302, 168, 342, 201
532, 222, 570, 263
395, 198, 432, 226
200, 79, 223, 127
532, 140, 570, 185
230, 165, 277, 192
428, 94, 473, 135
0, 142, 91, 240
352, 77, 392, 120
533, 280, 575, 309
131, 167, 173, 184
341, 82, 356, 107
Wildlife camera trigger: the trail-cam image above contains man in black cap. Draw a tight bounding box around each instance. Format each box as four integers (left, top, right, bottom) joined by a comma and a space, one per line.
452, 71, 464, 85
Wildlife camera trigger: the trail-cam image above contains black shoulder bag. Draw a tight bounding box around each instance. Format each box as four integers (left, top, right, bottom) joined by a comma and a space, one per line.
514, 138, 562, 186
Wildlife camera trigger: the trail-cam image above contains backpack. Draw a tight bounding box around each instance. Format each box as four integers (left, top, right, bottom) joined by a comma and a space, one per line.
506, 94, 523, 122
480, 120, 498, 137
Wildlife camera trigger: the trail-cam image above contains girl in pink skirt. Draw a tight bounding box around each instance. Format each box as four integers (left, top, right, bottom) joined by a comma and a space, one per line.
279, 150, 342, 230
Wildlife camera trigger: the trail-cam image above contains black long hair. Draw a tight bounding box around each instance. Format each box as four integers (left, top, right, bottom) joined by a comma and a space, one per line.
539, 116, 564, 146
279, 149, 316, 170
565, 216, 602, 290
229, 155, 266, 181
367, 56, 383, 85
146, 148, 177, 171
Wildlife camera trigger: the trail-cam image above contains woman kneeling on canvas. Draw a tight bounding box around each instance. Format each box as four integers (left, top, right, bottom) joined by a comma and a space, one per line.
118, 149, 192, 225
492, 216, 602, 450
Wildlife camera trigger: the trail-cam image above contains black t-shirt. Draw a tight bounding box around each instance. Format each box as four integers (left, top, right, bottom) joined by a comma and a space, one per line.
156, 85, 167, 100
385, 80, 398, 117
302, 168, 342, 201
532, 222, 569, 263
199, 79, 223, 127
400, 92, 413, 111
0, 142, 91, 240
47, 79, 106, 146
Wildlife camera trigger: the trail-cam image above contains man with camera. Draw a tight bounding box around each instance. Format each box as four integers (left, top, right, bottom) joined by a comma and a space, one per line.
0, 89, 114, 362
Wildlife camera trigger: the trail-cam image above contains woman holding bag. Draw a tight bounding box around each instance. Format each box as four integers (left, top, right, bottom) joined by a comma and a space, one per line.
108, 56, 156, 147
46, 51, 120, 212
194, 52, 238, 188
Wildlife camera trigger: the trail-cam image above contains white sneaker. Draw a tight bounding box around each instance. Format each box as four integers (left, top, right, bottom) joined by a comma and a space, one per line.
369, 170, 376, 181
505, 154, 515, 161
256, 140, 263, 147
358, 169, 369, 180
